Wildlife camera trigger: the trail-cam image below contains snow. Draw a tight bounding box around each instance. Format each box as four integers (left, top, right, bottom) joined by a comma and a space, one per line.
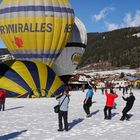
0, 88, 140, 140
132, 33, 140, 38
75, 68, 137, 77
86, 69, 137, 76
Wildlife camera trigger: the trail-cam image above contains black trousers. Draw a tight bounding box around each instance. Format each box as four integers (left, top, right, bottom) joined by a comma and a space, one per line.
83, 98, 92, 115
120, 107, 131, 120
83, 104, 90, 115
0, 102, 5, 111
104, 106, 112, 119
58, 111, 68, 130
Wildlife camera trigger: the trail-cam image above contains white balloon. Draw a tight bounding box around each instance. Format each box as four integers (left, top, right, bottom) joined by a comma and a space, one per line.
53, 17, 87, 76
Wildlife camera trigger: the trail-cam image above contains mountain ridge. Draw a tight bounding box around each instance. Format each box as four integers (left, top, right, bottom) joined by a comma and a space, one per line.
78, 26, 140, 70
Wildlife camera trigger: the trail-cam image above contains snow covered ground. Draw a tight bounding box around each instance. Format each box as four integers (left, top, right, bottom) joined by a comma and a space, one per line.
0, 88, 140, 140
83, 69, 137, 76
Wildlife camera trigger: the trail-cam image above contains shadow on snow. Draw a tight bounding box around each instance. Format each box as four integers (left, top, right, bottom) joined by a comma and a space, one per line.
5, 106, 24, 111
69, 118, 84, 130
90, 109, 100, 117
68, 110, 100, 130
112, 112, 119, 118
0, 130, 27, 140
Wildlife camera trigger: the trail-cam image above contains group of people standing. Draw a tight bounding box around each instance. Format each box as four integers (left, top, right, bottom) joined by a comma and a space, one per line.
103, 88, 135, 121
55, 84, 136, 132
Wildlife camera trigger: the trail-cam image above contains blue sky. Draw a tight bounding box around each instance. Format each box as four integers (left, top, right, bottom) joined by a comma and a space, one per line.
70, 0, 140, 33
0, 0, 140, 48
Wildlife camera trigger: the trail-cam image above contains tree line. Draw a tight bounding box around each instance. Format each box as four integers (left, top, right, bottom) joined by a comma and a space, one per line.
78, 27, 140, 69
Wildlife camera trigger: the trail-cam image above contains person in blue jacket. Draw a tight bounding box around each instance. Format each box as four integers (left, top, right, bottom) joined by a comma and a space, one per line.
83, 83, 94, 117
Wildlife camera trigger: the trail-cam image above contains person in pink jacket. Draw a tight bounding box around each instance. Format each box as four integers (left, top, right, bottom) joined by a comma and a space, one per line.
0, 90, 7, 111
104, 88, 118, 120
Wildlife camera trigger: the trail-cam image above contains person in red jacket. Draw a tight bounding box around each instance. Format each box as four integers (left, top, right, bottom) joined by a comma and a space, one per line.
0, 90, 7, 111
104, 88, 118, 120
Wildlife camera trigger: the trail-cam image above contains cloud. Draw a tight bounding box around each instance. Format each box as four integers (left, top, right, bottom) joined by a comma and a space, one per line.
105, 22, 120, 31
105, 10, 140, 31
92, 7, 115, 22
124, 10, 140, 27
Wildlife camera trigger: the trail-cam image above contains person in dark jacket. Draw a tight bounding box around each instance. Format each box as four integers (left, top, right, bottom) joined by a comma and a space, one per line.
83, 84, 94, 117
120, 92, 135, 121
56, 89, 70, 131
104, 88, 118, 120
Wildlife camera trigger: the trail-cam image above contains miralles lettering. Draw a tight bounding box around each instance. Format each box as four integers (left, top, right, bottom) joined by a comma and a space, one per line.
0, 23, 53, 34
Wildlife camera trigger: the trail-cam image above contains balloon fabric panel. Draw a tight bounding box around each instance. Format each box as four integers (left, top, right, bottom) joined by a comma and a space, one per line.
45, 67, 56, 93
4, 60, 37, 92
47, 76, 64, 97
0, 76, 28, 97
0, 62, 32, 92
32, 60, 48, 97
22, 61, 40, 92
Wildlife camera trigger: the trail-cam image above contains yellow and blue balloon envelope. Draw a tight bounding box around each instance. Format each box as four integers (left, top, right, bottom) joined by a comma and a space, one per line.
0, 0, 75, 67
0, 60, 65, 98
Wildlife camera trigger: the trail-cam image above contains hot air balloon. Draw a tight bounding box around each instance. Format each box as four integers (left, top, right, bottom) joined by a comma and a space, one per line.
0, 60, 64, 98
0, 0, 75, 67
52, 17, 87, 77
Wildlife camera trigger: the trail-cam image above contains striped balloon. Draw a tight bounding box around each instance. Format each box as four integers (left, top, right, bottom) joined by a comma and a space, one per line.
0, 0, 74, 67
0, 60, 64, 98
53, 17, 87, 76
